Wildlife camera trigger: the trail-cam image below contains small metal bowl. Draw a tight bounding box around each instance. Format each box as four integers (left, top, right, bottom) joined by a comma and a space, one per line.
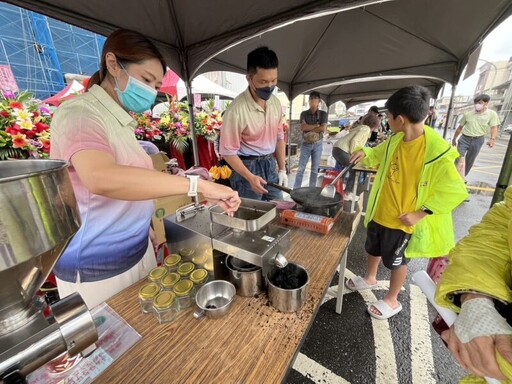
194, 280, 236, 319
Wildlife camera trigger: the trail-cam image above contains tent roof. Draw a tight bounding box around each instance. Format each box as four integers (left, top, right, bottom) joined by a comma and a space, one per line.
7, 0, 511, 108
315, 76, 445, 108
176, 76, 237, 100
4, 0, 377, 82
201, 0, 512, 99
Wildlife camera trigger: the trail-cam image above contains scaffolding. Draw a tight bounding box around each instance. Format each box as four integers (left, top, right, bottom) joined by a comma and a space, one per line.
0, 3, 105, 99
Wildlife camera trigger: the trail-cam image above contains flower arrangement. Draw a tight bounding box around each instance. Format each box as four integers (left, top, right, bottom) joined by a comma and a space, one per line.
194, 99, 222, 141
157, 96, 190, 152
131, 111, 164, 143
0, 91, 52, 160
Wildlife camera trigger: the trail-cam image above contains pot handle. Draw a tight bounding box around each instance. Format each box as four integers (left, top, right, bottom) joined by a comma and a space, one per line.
193, 309, 205, 319
266, 182, 292, 194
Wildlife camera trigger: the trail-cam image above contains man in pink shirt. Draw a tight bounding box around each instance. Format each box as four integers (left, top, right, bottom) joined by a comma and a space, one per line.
219, 46, 287, 200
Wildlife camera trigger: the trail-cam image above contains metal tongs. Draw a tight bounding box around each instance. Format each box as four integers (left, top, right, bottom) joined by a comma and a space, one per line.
320, 163, 356, 198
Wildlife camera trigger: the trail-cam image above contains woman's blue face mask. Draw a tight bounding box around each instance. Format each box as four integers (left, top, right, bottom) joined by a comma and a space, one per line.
115, 63, 157, 113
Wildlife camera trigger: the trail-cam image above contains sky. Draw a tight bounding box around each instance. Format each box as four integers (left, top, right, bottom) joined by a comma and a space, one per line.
442, 14, 512, 97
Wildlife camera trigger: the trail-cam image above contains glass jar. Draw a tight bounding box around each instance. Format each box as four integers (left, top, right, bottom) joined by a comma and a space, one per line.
179, 247, 195, 261
160, 272, 180, 290
173, 279, 195, 309
190, 268, 208, 289
148, 266, 167, 284
164, 254, 181, 272
138, 283, 161, 314
177, 262, 195, 279
204, 260, 214, 279
192, 254, 207, 269
152, 291, 178, 324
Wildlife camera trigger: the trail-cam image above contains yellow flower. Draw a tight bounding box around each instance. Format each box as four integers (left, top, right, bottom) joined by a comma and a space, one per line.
13, 109, 33, 121
160, 115, 170, 125
19, 119, 34, 130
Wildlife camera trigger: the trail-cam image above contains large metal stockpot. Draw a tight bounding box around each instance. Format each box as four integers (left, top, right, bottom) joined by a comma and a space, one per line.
266, 263, 309, 313
225, 256, 264, 297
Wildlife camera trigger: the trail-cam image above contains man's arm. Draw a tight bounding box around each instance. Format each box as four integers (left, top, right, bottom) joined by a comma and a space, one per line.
451, 126, 463, 146
223, 155, 268, 194
487, 125, 498, 148
275, 139, 286, 171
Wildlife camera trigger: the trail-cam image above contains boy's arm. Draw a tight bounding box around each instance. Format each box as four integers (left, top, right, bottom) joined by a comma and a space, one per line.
358, 135, 391, 167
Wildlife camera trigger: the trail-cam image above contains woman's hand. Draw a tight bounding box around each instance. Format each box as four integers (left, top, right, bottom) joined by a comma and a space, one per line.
349, 150, 365, 164
199, 180, 241, 213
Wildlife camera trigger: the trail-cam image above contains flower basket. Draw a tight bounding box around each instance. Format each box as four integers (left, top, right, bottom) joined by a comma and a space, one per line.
157, 96, 190, 153
0, 91, 52, 160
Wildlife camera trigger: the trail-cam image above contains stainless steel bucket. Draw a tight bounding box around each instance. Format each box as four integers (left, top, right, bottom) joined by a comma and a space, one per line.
267, 263, 309, 312
226, 256, 263, 297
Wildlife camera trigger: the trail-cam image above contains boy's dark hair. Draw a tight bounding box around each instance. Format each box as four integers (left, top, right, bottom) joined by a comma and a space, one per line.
309, 91, 321, 99
385, 85, 430, 124
247, 46, 278, 75
474, 94, 490, 103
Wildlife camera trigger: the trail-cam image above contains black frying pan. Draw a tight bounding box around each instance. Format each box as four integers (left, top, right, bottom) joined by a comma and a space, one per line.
267, 183, 342, 209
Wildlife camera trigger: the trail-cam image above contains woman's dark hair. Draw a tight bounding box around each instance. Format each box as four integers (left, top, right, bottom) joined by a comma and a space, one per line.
247, 46, 278, 75
385, 85, 430, 123
86, 29, 166, 91
362, 113, 379, 128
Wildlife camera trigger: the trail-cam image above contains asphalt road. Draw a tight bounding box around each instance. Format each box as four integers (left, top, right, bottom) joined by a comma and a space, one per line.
286, 132, 510, 384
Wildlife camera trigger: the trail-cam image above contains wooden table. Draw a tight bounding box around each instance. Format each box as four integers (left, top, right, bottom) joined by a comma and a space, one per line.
97, 211, 359, 384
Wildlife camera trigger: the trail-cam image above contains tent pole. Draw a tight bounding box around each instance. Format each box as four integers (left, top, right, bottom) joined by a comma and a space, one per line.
287, 99, 293, 174
442, 84, 457, 140
490, 136, 512, 206
186, 82, 200, 167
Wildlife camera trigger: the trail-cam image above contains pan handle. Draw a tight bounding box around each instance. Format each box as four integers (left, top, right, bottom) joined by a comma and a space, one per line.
266, 181, 292, 194
330, 162, 356, 185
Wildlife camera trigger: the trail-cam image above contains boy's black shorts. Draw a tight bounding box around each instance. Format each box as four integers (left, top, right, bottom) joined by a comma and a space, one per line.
365, 221, 411, 270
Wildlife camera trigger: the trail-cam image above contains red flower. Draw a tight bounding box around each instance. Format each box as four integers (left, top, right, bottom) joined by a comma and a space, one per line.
24, 129, 36, 138
5, 126, 20, 135
0, 111, 9, 118
34, 122, 49, 133
12, 134, 27, 148
32, 111, 39, 118
9, 101, 23, 109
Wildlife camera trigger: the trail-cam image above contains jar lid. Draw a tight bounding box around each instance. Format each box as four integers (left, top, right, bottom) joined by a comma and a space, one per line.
164, 254, 181, 268
204, 260, 214, 272
173, 279, 193, 296
149, 266, 167, 282
179, 247, 195, 258
177, 262, 195, 276
190, 268, 208, 283
192, 254, 207, 265
153, 291, 176, 309
139, 283, 161, 299
161, 272, 180, 288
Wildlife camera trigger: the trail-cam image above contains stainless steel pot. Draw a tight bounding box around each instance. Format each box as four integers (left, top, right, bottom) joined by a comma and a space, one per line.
226, 256, 263, 297
267, 263, 309, 313
194, 280, 236, 319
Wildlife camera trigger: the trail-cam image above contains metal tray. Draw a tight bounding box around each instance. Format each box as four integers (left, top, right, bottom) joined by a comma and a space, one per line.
209, 198, 276, 232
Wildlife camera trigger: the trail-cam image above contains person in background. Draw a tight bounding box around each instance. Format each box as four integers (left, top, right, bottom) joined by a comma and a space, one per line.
346, 85, 467, 320
425, 106, 437, 128
452, 94, 500, 177
435, 186, 512, 383
293, 91, 328, 188
332, 113, 376, 201
219, 46, 287, 200
50, 29, 240, 308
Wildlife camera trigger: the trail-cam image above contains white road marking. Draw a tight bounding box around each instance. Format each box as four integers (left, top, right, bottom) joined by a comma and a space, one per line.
293, 352, 351, 384
409, 284, 436, 383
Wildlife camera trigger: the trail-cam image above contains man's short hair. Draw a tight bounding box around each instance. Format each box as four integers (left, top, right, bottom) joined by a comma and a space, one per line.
385, 85, 430, 124
247, 46, 278, 74
369, 105, 379, 114
309, 91, 321, 99
474, 94, 491, 103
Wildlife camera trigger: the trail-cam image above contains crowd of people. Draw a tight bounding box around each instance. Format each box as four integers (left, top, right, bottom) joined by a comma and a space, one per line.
48, 27, 510, 383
